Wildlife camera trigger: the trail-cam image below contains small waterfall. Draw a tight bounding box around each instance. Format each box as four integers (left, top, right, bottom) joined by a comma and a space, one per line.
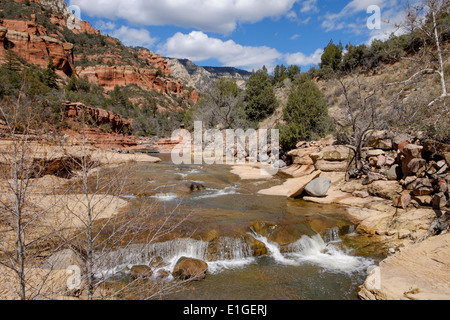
207, 237, 256, 273
286, 234, 327, 256
323, 227, 341, 243
249, 232, 374, 274
94, 237, 255, 278
347, 225, 356, 235
214, 237, 254, 261
251, 232, 297, 265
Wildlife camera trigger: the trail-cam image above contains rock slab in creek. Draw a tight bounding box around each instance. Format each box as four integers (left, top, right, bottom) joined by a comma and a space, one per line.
257, 171, 321, 198
304, 177, 332, 197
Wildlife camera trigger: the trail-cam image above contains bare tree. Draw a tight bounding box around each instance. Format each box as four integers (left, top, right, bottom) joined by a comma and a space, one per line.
0, 92, 73, 300
0, 94, 191, 300
333, 71, 385, 175
383, 0, 449, 141
59, 115, 191, 300
388, 0, 449, 105
194, 78, 248, 130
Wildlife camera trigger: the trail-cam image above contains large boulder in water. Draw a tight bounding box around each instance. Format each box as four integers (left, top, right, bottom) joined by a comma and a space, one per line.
130, 265, 153, 280
304, 177, 332, 197
172, 257, 208, 281
175, 182, 205, 194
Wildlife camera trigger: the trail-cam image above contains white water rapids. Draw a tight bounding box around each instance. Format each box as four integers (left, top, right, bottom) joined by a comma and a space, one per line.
251, 232, 373, 274
94, 232, 373, 280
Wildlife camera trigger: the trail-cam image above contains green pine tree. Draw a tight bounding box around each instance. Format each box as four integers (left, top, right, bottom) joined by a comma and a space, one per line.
278, 74, 333, 150
66, 74, 78, 92
320, 40, 344, 71
42, 57, 58, 89
3, 43, 22, 73
0, 43, 22, 89
244, 67, 277, 122
287, 65, 301, 80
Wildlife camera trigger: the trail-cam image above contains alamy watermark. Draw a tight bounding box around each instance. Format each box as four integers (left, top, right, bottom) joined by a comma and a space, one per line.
66, 265, 81, 291
367, 5, 382, 30
67, 5, 82, 30
171, 121, 281, 176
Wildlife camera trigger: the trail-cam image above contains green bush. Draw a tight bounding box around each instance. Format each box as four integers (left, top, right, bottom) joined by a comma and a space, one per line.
278, 74, 334, 151
320, 40, 343, 71
244, 67, 277, 122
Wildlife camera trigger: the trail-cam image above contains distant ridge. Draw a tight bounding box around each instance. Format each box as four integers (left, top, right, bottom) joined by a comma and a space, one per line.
167, 58, 251, 92
202, 66, 252, 77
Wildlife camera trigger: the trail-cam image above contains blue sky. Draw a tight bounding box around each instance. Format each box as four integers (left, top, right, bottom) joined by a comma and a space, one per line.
67, 0, 408, 71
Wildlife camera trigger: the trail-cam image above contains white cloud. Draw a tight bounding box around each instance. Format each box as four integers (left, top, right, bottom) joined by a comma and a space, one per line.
95, 20, 116, 31
290, 34, 301, 40
160, 31, 282, 71
286, 10, 299, 21
284, 48, 323, 66
300, 0, 319, 13
107, 26, 158, 48
70, 0, 300, 34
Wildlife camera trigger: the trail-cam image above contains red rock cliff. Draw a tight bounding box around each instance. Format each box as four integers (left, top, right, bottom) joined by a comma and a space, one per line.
76, 64, 184, 95
65, 101, 133, 133
0, 16, 75, 76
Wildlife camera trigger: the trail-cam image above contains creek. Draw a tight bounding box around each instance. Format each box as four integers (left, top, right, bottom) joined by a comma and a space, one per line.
97, 155, 384, 300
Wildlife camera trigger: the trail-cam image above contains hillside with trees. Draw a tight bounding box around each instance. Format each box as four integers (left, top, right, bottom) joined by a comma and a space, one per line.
0, 0, 198, 141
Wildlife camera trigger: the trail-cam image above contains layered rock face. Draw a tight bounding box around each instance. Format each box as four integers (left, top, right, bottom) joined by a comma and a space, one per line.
76, 65, 184, 95
63, 102, 141, 149
138, 48, 171, 77
75, 47, 197, 98
0, 17, 75, 76
0, 0, 198, 102
64, 102, 133, 134
358, 233, 450, 300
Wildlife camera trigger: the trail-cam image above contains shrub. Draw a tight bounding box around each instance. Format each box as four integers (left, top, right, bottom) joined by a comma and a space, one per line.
278, 74, 334, 151
244, 67, 277, 122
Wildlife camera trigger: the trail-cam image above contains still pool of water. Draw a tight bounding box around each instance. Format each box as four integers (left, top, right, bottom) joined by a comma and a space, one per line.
98, 155, 385, 300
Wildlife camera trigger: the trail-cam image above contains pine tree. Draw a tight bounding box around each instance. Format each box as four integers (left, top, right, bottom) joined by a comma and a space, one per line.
287, 65, 301, 80
244, 67, 277, 122
2, 42, 22, 74
278, 74, 333, 150
0, 43, 22, 89
42, 57, 58, 89
66, 74, 78, 92
320, 40, 344, 71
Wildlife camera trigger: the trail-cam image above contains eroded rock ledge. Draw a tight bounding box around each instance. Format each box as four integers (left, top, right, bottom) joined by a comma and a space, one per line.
358, 232, 450, 300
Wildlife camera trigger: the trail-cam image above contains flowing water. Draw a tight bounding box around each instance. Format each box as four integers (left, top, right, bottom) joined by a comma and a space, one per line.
97, 154, 385, 300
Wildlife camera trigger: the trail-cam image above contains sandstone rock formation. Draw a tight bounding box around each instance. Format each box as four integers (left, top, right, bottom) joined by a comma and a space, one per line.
130, 265, 153, 280
358, 233, 450, 300
0, 0, 199, 105
76, 65, 184, 95
64, 102, 133, 134
0, 18, 75, 77
258, 170, 322, 198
